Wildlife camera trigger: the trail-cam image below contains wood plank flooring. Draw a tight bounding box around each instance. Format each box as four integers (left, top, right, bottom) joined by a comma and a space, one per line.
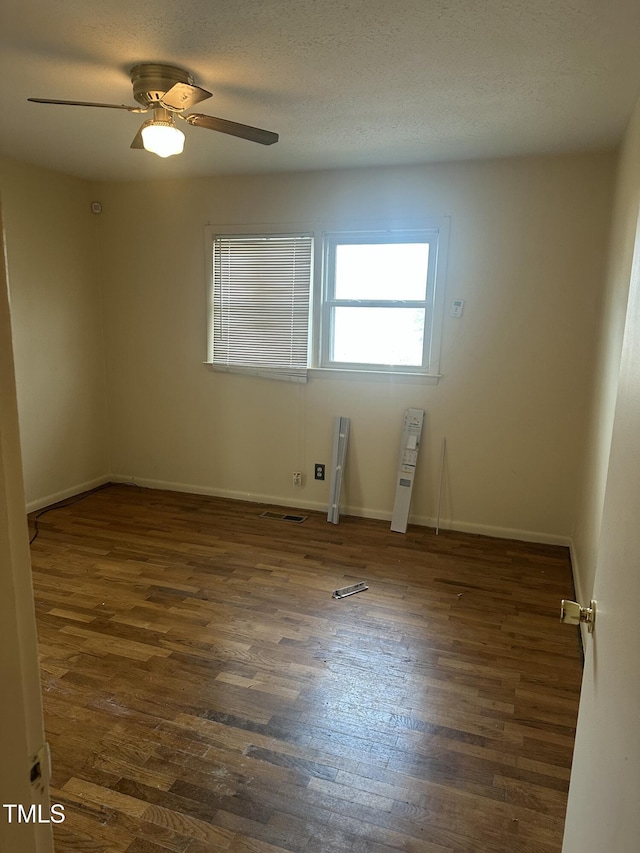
29, 484, 583, 853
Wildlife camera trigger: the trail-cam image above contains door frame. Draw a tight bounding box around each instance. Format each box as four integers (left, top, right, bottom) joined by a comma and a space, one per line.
0, 205, 53, 852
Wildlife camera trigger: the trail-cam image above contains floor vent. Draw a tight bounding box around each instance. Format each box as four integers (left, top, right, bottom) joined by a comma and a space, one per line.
260, 510, 307, 523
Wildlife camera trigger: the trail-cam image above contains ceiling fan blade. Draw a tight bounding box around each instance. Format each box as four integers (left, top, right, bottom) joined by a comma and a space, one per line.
130, 125, 145, 150
28, 97, 146, 112
161, 82, 212, 111
185, 113, 279, 145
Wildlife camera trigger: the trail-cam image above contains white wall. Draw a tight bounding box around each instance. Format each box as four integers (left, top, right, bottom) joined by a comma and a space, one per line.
571, 106, 640, 603
0, 159, 110, 509
95, 153, 615, 542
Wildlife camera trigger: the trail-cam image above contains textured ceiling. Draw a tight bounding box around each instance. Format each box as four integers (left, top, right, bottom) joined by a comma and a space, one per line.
2, 0, 640, 181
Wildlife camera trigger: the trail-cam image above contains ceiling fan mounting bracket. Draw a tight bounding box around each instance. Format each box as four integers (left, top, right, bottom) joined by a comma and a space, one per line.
130, 63, 194, 108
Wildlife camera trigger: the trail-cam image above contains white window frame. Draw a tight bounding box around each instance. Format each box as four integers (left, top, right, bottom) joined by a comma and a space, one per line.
317, 227, 446, 377
205, 218, 449, 383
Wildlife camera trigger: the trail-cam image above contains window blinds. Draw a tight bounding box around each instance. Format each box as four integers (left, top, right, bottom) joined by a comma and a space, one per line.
211, 234, 313, 381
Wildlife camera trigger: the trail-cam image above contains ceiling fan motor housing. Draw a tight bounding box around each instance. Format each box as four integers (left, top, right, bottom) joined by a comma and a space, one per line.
130, 63, 194, 107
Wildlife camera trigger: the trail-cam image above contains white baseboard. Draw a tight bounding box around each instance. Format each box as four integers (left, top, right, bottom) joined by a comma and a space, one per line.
110, 475, 331, 515
409, 514, 571, 547
110, 474, 571, 548
26, 475, 112, 513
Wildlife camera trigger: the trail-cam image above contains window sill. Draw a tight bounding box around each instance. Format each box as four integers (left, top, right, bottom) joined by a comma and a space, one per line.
309, 368, 441, 384
204, 363, 442, 385
203, 363, 307, 382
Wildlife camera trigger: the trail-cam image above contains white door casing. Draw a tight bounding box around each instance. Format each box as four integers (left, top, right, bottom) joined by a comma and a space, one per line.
0, 205, 53, 852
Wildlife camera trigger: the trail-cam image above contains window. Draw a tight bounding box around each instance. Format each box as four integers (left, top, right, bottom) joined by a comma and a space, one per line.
319, 231, 440, 374
206, 220, 448, 382
208, 233, 313, 381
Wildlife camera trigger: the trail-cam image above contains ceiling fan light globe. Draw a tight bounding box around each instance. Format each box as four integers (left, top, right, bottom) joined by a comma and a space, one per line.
141, 122, 185, 158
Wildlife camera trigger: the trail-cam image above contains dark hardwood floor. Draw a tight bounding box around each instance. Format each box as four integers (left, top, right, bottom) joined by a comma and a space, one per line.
29, 484, 583, 853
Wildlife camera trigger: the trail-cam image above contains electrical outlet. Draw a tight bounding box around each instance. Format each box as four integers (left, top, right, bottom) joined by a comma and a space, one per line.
314, 463, 325, 480
292, 472, 302, 487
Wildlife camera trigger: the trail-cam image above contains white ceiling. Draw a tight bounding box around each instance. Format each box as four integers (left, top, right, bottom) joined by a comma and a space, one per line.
2, 0, 640, 182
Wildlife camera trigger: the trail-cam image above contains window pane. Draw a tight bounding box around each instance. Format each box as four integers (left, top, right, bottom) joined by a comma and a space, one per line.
332, 307, 425, 366
334, 243, 429, 300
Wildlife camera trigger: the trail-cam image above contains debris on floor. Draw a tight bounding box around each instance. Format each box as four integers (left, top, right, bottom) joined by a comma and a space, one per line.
332, 581, 368, 599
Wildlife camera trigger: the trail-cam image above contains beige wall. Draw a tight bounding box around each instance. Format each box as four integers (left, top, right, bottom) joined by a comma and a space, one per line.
95, 153, 615, 541
571, 106, 640, 602
0, 159, 110, 508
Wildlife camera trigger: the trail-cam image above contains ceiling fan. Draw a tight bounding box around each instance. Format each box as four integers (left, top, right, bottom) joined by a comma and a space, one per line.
28, 62, 279, 158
